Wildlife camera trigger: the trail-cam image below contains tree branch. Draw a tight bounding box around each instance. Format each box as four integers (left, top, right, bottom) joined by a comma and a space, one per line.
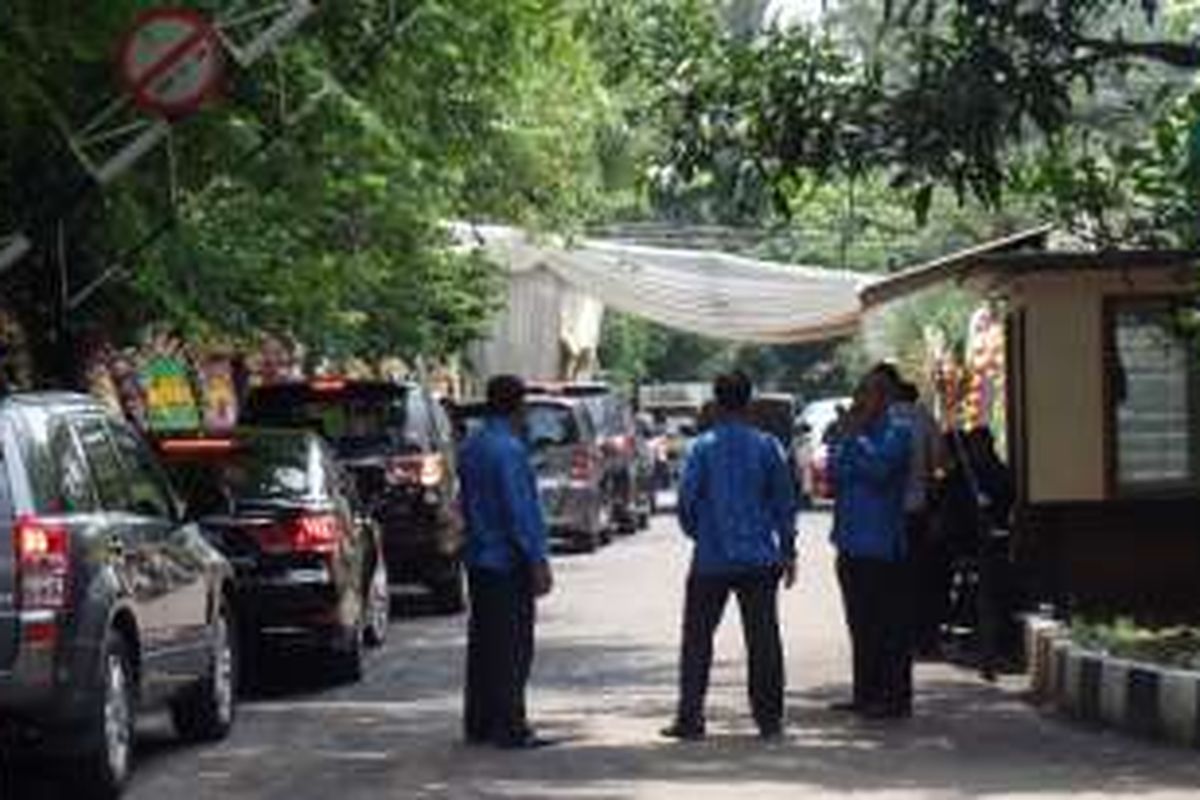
1074, 36, 1200, 69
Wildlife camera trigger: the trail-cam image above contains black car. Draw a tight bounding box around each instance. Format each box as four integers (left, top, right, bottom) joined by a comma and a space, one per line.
241, 380, 465, 613
0, 394, 236, 799
157, 429, 390, 685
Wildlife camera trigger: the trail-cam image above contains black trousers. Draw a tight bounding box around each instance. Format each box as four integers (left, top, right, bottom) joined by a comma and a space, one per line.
836, 554, 913, 713
907, 511, 950, 653
464, 566, 534, 744
675, 567, 785, 733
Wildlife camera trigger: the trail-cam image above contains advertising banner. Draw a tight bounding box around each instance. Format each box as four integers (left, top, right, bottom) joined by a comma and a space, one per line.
142, 354, 201, 433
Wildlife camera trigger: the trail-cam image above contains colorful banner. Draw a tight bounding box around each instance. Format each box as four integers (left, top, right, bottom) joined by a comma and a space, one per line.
141, 354, 202, 433
963, 305, 1006, 455
197, 355, 238, 434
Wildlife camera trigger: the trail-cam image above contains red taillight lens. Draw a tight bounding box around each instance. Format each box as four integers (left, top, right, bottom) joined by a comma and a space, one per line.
292, 514, 341, 554
387, 454, 445, 488
570, 446, 594, 481
14, 516, 70, 611
256, 513, 342, 555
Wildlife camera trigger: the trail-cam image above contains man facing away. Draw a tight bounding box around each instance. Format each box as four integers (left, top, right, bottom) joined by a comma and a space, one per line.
459, 375, 555, 749
663, 371, 799, 741
830, 366, 914, 720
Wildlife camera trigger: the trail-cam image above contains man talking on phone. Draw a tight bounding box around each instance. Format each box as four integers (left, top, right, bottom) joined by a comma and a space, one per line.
459, 375, 555, 749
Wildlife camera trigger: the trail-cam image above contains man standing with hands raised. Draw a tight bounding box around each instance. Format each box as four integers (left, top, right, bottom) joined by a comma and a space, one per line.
663, 371, 799, 741
460, 375, 555, 749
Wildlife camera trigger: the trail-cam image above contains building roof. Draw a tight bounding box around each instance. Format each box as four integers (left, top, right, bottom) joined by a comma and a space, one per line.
860, 226, 1199, 308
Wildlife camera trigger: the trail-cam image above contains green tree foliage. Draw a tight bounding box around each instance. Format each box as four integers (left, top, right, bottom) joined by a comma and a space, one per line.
0, 1, 622, 379
649, 0, 1200, 233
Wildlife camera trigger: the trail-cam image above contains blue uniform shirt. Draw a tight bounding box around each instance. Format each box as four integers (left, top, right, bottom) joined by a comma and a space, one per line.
677, 420, 799, 575
458, 416, 549, 572
830, 413, 912, 561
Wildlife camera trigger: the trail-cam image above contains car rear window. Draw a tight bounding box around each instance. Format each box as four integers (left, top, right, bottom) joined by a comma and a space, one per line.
244, 384, 410, 457
526, 404, 579, 447
574, 396, 616, 436
163, 436, 318, 515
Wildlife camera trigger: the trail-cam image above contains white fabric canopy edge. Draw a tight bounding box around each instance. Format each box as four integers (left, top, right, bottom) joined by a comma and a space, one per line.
448, 222, 876, 344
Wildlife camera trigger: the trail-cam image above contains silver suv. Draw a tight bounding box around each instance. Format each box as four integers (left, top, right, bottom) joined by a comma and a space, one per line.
0, 394, 236, 799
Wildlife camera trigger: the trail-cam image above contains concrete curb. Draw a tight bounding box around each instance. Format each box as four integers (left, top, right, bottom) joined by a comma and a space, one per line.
1025, 616, 1200, 749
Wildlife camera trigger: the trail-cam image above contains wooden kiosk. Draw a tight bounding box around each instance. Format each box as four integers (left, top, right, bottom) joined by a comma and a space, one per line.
865, 233, 1200, 621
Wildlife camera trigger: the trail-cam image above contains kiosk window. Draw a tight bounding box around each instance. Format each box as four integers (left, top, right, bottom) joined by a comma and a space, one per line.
1110, 301, 1200, 494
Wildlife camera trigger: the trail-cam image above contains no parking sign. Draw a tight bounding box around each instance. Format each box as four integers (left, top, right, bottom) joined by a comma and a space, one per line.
118, 8, 224, 118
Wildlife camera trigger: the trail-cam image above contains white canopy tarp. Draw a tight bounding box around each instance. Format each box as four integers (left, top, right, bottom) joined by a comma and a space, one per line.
452, 223, 870, 344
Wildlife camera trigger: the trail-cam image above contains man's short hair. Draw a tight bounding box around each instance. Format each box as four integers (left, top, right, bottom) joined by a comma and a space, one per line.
866, 362, 906, 402
486, 375, 527, 416
713, 371, 753, 412
898, 381, 920, 403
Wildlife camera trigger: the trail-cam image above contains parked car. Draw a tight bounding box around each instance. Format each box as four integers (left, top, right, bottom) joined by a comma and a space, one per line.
749, 393, 799, 453
795, 396, 851, 502
0, 393, 236, 799
637, 413, 671, 493
531, 382, 652, 532
749, 393, 801, 490
657, 412, 699, 487
156, 429, 389, 685
449, 399, 488, 442
525, 396, 611, 552
241, 380, 465, 613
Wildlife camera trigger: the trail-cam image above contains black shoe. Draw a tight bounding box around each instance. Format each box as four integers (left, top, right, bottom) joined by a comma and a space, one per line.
660, 722, 705, 741
493, 732, 557, 750
827, 700, 861, 713
758, 725, 785, 741
859, 704, 911, 721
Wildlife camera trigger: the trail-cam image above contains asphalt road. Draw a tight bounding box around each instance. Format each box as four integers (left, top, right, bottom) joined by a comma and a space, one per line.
7, 508, 1200, 799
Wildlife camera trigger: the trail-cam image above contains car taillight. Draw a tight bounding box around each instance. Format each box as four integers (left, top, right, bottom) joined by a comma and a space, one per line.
14, 516, 70, 611
387, 454, 445, 488
570, 446, 595, 481
260, 513, 342, 555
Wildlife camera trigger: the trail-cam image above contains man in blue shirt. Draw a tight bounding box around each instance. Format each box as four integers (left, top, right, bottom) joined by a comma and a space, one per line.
663, 372, 798, 741
830, 365, 914, 720
459, 375, 554, 749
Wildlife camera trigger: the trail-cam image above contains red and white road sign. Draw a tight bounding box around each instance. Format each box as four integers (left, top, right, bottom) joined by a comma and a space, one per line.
118, 8, 224, 118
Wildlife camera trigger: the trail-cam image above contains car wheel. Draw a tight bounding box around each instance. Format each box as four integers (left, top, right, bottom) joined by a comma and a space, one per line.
363, 556, 390, 648
433, 564, 466, 615
575, 528, 600, 553
72, 632, 134, 800
171, 603, 237, 742
329, 624, 364, 685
